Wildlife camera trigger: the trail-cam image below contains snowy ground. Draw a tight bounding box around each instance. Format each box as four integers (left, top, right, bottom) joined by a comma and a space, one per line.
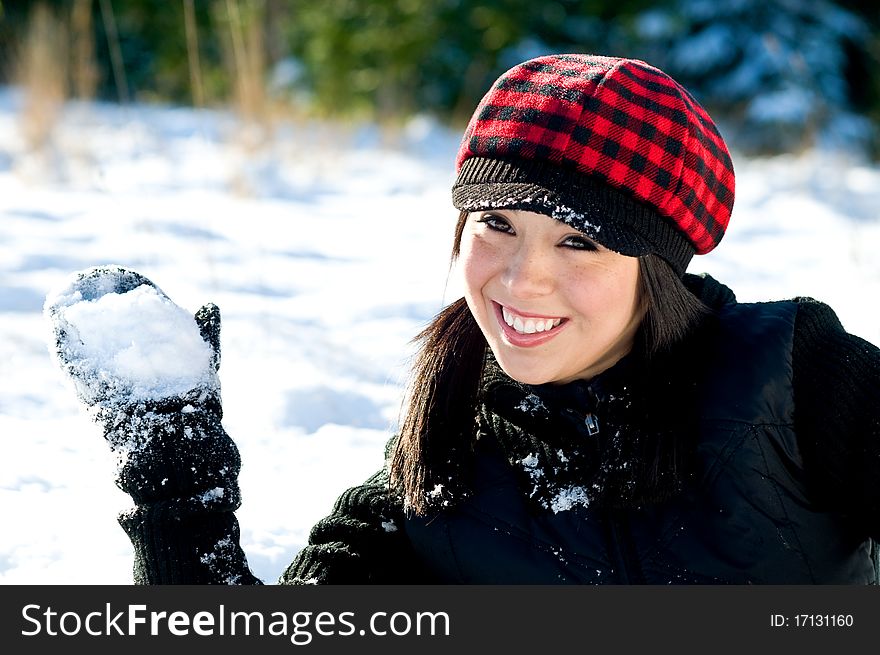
1, 88, 878, 584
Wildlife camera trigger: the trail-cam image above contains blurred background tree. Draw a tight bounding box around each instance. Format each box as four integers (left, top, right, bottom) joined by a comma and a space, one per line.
629, 0, 879, 155
0, 0, 877, 156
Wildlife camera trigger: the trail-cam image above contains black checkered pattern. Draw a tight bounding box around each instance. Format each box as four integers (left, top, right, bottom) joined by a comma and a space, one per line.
452, 54, 735, 275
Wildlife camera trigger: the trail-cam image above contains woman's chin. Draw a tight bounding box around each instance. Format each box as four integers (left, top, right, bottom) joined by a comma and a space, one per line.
491, 354, 556, 386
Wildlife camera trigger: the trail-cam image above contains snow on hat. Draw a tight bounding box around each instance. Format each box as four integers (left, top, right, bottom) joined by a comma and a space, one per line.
451, 54, 735, 275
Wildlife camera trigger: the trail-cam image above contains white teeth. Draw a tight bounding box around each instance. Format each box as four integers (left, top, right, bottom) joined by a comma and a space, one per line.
501, 306, 562, 335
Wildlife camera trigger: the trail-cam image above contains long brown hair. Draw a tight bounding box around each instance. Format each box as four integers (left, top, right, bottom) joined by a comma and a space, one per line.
389, 211, 708, 515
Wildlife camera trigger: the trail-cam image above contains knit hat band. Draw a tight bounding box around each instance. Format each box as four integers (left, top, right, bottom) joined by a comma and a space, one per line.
453, 156, 696, 275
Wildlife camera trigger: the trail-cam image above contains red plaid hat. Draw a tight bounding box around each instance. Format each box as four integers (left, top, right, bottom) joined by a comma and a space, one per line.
452, 54, 735, 275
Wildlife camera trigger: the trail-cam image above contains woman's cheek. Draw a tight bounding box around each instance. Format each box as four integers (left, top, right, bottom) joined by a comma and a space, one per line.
460, 236, 499, 288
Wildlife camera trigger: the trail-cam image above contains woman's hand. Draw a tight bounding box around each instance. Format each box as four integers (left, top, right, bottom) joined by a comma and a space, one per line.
44, 265, 239, 508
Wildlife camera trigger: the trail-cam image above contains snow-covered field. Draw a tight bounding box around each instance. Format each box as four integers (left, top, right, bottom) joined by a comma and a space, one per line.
1, 88, 878, 584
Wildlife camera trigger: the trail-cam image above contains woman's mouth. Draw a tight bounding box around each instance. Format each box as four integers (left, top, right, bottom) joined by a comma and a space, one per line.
494, 302, 567, 347
501, 306, 563, 334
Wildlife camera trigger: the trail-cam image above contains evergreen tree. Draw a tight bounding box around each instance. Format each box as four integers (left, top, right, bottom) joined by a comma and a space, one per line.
632, 0, 877, 155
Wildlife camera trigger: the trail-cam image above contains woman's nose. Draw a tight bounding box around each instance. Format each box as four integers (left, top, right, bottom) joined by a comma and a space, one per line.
501, 245, 554, 299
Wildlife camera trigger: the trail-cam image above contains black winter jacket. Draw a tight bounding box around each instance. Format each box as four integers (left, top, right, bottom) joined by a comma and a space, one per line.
119, 275, 880, 584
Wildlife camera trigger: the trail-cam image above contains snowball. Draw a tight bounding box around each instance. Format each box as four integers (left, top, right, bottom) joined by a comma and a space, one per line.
49, 281, 216, 402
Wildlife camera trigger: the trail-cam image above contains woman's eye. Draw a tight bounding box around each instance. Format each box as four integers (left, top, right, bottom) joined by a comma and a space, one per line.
476, 214, 514, 234
561, 235, 598, 251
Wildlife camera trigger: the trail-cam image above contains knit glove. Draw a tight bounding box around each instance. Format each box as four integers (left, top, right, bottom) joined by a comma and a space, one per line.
45, 266, 261, 584
44, 265, 239, 508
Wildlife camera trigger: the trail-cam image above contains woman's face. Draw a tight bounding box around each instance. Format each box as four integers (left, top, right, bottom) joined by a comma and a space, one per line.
459, 209, 643, 385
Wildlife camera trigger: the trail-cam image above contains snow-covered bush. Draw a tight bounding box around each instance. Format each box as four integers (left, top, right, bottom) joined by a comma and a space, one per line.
633, 0, 876, 156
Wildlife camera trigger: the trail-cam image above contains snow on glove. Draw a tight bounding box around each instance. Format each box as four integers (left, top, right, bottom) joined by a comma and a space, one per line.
44, 265, 240, 510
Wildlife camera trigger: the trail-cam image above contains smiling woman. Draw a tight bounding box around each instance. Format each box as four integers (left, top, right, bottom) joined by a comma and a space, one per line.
46, 53, 880, 585
460, 208, 643, 385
